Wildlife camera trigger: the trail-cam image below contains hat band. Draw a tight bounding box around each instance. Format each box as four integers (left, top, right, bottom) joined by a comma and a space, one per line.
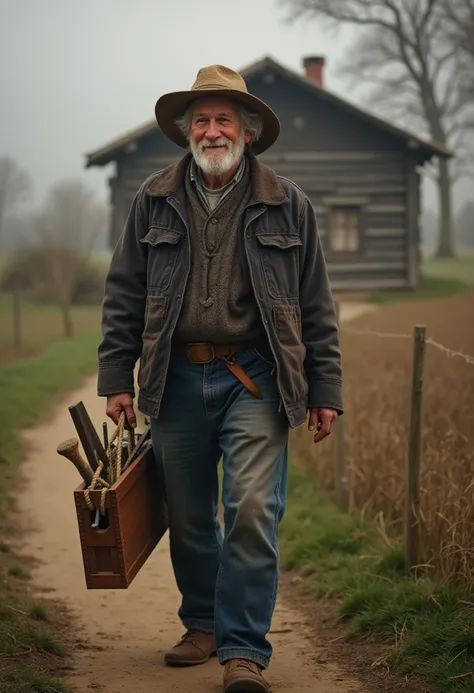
194, 83, 248, 92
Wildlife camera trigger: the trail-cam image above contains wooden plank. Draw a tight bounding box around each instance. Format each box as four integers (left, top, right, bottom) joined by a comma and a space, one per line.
329, 277, 409, 290
365, 228, 405, 238
337, 185, 406, 195
328, 261, 406, 272
367, 204, 406, 213
364, 250, 406, 261
322, 196, 370, 206
259, 151, 406, 163
406, 156, 420, 289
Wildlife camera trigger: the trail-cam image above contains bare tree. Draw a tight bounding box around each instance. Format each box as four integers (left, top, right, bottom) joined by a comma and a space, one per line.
442, 0, 474, 60
0, 157, 33, 251
441, 0, 474, 107
37, 180, 107, 337
281, 0, 473, 258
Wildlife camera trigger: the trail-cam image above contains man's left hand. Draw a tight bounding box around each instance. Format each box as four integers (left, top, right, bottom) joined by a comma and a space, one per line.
308, 408, 338, 444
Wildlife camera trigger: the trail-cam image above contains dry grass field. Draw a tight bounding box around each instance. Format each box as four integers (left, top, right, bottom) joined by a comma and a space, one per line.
292, 289, 474, 587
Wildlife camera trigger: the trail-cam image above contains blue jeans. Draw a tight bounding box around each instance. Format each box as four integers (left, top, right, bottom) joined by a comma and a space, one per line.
150, 349, 289, 669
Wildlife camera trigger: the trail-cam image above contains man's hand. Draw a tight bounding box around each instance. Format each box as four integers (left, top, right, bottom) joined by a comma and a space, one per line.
308, 408, 338, 444
106, 393, 137, 429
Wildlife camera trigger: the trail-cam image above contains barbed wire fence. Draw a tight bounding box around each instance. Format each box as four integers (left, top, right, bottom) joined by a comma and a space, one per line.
334, 305, 474, 570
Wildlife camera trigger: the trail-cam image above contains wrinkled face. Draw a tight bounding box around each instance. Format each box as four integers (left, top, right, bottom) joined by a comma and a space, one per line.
189, 97, 252, 177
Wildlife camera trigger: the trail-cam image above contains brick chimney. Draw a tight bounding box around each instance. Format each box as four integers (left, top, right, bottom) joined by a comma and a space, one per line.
303, 56, 325, 88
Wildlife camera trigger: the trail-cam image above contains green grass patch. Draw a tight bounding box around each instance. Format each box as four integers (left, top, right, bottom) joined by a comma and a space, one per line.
29, 604, 48, 621
0, 293, 101, 364
0, 327, 101, 511
4, 669, 72, 693
0, 316, 101, 693
8, 565, 31, 580
422, 253, 474, 286
280, 467, 474, 692
369, 274, 469, 305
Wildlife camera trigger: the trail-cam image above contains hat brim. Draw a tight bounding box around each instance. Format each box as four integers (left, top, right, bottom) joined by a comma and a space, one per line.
155, 89, 280, 155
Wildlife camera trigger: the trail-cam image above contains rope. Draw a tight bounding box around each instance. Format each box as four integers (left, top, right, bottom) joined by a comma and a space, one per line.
83, 412, 135, 513
342, 326, 474, 367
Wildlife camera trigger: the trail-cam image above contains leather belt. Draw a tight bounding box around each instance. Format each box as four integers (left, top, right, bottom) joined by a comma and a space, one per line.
171, 341, 264, 399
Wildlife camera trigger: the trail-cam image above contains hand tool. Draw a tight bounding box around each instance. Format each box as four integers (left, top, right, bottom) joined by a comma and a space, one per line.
57, 437, 94, 484
68, 402, 108, 472
121, 424, 152, 473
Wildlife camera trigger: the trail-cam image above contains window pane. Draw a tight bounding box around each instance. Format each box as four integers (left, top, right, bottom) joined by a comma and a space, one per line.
330, 207, 360, 252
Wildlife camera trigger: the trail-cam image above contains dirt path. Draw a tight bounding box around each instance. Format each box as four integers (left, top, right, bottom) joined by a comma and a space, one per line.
13, 304, 374, 693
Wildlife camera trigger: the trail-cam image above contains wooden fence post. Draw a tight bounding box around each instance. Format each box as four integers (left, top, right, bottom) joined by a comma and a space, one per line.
404, 324, 426, 571
334, 302, 348, 511
13, 290, 21, 350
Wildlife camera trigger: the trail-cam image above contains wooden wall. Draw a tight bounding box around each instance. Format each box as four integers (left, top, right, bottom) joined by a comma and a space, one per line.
108, 65, 421, 291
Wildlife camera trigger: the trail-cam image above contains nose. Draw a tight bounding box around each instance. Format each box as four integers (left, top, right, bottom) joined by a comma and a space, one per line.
204, 118, 221, 140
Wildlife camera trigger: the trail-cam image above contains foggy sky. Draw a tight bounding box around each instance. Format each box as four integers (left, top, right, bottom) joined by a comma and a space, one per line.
0, 0, 469, 214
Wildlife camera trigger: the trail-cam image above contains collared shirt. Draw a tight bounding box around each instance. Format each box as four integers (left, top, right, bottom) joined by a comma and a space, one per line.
189, 155, 246, 212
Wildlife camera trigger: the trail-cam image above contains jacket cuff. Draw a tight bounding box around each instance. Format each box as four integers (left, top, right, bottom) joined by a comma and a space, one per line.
307, 378, 343, 416
97, 362, 135, 398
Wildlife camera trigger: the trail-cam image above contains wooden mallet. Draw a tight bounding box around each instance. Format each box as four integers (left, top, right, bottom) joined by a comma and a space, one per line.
57, 437, 94, 485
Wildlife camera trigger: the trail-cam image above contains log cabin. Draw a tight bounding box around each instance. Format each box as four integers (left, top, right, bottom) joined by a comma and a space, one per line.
85, 55, 449, 291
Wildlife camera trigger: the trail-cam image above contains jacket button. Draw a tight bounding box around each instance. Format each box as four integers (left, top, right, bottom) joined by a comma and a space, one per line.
211, 217, 218, 224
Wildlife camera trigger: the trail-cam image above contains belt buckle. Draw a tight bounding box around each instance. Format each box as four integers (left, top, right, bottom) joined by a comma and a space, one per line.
187, 342, 215, 364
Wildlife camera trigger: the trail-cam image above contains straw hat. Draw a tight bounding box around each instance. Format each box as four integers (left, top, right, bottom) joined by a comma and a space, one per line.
155, 64, 280, 155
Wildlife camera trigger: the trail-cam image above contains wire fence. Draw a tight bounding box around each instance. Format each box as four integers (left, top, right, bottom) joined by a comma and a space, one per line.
331, 311, 474, 577
342, 326, 474, 367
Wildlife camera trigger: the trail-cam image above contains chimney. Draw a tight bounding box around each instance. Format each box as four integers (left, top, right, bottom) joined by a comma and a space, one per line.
303, 56, 325, 88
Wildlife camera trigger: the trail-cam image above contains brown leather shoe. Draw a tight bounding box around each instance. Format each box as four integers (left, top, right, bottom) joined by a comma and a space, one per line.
164, 629, 216, 666
223, 659, 270, 692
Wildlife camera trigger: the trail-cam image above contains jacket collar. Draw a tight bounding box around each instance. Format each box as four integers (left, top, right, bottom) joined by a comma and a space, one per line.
146, 150, 288, 206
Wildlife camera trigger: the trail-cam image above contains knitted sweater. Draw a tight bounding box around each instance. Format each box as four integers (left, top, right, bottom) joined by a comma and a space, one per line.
173, 159, 266, 345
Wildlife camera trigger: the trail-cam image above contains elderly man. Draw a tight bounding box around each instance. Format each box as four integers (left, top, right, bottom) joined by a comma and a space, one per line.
98, 65, 343, 693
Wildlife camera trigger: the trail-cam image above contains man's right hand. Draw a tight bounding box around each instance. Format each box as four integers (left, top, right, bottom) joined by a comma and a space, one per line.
106, 393, 137, 429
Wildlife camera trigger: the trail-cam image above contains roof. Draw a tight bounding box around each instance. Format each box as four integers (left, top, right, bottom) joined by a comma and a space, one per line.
85, 55, 451, 167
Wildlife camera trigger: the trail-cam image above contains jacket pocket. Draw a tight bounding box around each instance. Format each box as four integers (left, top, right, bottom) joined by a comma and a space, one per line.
256, 232, 302, 299
143, 295, 169, 343
140, 226, 183, 291
273, 305, 307, 403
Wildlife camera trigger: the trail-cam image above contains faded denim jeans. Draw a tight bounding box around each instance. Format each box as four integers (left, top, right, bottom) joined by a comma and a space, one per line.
150, 348, 289, 669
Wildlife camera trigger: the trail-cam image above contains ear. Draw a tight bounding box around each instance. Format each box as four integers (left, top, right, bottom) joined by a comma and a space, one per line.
244, 131, 252, 145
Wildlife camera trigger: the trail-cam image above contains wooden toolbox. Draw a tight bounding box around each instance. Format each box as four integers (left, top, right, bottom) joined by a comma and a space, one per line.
73, 445, 168, 589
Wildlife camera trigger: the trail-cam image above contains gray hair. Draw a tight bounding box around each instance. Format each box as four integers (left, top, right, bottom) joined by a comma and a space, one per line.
175, 102, 263, 144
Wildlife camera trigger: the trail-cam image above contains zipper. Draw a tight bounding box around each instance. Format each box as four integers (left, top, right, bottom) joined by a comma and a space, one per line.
243, 207, 290, 421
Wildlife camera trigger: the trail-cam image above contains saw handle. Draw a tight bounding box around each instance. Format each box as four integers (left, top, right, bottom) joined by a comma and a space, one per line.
57, 437, 94, 485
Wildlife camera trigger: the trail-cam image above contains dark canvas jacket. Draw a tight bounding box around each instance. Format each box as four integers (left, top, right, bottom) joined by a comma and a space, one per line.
97, 152, 343, 428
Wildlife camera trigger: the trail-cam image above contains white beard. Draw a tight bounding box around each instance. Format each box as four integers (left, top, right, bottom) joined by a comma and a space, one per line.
190, 130, 245, 178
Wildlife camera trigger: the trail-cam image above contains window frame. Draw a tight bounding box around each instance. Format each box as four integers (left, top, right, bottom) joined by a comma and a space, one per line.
322, 196, 368, 258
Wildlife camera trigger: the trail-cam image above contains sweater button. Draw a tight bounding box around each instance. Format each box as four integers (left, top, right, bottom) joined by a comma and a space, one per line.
211, 217, 218, 224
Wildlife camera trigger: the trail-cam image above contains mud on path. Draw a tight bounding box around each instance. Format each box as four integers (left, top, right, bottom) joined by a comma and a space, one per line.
12, 302, 374, 693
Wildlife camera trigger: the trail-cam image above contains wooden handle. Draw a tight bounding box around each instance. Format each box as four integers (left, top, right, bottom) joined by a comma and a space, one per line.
57, 437, 94, 484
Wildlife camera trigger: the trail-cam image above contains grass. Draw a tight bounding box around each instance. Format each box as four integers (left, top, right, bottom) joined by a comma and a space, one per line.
0, 327, 102, 508
0, 301, 101, 693
369, 253, 474, 304
8, 565, 32, 580
0, 292, 101, 365
305, 289, 474, 587
422, 253, 474, 286
281, 465, 474, 692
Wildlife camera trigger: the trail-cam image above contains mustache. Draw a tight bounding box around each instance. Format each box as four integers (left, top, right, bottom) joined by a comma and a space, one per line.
198, 137, 232, 153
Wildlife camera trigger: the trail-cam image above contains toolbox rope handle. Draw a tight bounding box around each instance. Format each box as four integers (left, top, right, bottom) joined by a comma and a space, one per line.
83, 412, 135, 514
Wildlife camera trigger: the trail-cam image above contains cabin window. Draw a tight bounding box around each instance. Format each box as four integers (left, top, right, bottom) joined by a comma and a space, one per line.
329, 206, 361, 253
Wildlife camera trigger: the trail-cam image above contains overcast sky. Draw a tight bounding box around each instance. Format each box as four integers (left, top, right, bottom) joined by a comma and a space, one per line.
0, 0, 469, 213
